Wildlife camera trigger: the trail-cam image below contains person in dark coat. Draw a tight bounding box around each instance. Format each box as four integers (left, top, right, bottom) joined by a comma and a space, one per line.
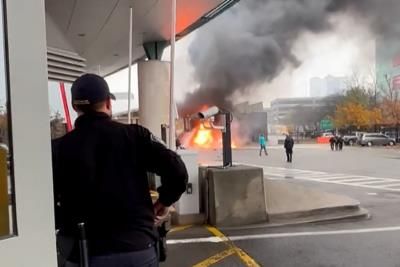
329, 136, 336, 151
52, 74, 188, 267
338, 135, 344, 151
284, 134, 294, 163
334, 135, 340, 151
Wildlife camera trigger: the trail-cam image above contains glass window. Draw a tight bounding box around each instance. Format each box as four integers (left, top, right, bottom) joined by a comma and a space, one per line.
0, 0, 17, 239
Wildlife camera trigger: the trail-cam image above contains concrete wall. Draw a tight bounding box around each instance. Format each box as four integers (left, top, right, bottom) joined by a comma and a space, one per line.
206, 165, 268, 227
175, 150, 199, 215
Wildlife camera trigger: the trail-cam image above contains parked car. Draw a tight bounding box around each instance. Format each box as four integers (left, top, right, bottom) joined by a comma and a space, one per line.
384, 131, 400, 143
343, 134, 358, 146
359, 133, 396, 147
320, 132, 334, 138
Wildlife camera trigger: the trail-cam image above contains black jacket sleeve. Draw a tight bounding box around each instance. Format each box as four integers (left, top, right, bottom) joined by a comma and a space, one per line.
51, 138, 62, 229
136, 126, 188, 206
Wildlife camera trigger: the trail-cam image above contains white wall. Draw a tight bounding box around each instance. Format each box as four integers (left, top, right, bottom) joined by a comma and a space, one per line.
0, 0, 57, 266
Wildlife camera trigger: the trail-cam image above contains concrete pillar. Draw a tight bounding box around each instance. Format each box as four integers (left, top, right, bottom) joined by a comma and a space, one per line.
138, 60, 170, 139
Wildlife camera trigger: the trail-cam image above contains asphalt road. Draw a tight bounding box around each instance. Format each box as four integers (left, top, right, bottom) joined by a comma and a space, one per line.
164, 145, 400, 267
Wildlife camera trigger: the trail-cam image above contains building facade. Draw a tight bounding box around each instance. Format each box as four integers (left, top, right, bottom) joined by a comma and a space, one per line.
270, 97, 325, 123
376, 35, 400, 92
309, 76, 347, 97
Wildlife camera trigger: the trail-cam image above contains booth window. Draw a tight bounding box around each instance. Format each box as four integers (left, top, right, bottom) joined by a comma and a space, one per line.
0, 0, 17, 239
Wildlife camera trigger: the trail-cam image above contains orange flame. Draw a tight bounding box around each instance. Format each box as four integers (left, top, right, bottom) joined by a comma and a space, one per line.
193, 124, 214, 147
180, 105, 241, 149
182, 123, 239, 149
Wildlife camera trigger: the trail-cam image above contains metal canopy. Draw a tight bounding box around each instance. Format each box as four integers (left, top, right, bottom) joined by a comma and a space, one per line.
45, 0, 239, 77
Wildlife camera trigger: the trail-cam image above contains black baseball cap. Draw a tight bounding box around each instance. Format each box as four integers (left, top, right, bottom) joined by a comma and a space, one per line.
71, 73, 116, 105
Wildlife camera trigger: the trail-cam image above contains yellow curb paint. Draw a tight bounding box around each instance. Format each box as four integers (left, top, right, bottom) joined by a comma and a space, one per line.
205, 226, 228, 240
192, 248, 236, 267
170, 224, 193, 233
205, 225, 261, 267
235, 247, 261, 267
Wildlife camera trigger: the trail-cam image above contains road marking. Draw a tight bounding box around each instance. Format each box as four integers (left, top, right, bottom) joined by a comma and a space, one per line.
243, 163, 400, 192
381, 183, 400, 188
297, 174, 341, 179
170, 224, 193, 233
192, 248, 236, 267
235, 247, 261, 267
205, 226, 261, 267
168, 225, 400, 245
318, 175, 357, 181
343, 178, 382, 184
357, 180, 396, 185
168, 236, 221, 244
324, 177, 378, 183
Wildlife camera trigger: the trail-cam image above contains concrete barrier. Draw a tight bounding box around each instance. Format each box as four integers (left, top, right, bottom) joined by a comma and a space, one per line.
172, 150, 206, 225
204, 165, 268, 227
317, 136, 331, 144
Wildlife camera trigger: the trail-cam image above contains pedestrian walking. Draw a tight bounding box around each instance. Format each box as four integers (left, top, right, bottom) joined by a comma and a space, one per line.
52, 74, 188, 267
334, 135, 340, 151
338, 135, 344, 151
329, 135, 336, 151
259, 133, 268, 156
284, 134, 294, 163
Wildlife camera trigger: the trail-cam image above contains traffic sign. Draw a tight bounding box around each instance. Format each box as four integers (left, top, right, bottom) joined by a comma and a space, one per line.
320, 119, 333, 130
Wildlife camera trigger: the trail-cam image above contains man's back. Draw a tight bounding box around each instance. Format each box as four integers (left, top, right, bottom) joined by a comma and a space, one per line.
53, 112, 188, 256
284, 136, 294, 150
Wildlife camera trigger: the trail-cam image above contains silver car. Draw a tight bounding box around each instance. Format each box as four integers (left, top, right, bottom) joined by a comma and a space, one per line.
360, 133, 396, 147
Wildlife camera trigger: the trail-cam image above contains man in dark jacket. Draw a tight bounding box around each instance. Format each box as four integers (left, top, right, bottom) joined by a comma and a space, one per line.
329, 135, 336, 151
52, 74, 188, 267
284, 134, 294, 163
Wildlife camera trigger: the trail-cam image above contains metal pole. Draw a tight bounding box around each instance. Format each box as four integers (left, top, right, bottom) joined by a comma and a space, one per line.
127, 7, 133, 124
59, 82, 72, 132
222, 112, 232, 167
78, 223, 89, 267
168, 0, 176, 149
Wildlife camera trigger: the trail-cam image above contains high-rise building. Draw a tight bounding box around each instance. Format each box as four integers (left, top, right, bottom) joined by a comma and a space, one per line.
309, 76, 347, 97
310, 77, 326, 97
376, 35, 400, 92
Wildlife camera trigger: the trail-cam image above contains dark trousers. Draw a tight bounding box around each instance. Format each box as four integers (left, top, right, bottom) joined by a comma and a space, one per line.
286, 149, 293, 162
65, 247, 158, 267
259, 145, 268, 156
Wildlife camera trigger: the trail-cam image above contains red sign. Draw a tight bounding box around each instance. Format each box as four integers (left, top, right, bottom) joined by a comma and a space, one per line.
393, 54, 400, 67
392, 75, 400, 90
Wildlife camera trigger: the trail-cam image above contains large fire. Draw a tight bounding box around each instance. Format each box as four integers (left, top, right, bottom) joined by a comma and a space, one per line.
181, 122, 238, 149
193, 124, 215, 148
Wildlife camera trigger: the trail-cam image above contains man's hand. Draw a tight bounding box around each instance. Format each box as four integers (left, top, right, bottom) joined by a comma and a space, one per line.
153, 200, 170, 226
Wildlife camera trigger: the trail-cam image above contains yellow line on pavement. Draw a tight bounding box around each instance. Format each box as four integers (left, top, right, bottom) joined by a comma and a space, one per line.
205, 225, 229, 241
170, 224, 193, 233
205, 226, 261, 267
192, 248, 236, 267
235, 247, 261, 267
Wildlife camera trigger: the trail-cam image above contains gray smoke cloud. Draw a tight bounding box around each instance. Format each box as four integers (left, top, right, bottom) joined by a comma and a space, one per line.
179, 0, 400, 115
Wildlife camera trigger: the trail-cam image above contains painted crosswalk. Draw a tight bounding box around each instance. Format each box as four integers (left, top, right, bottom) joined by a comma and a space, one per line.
243, 163, 400, 192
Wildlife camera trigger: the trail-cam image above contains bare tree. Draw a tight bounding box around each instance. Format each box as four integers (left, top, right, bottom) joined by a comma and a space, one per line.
381, 74, 400, 140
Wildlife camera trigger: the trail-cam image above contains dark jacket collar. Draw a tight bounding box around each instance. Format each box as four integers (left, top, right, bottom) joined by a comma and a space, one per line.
74, 112, 111, 128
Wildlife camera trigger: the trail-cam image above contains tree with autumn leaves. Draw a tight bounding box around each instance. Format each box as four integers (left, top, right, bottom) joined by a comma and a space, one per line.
333, 87, 382, 131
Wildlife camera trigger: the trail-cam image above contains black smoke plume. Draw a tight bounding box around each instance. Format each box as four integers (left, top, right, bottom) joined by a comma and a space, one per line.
178, 0, 400, 116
